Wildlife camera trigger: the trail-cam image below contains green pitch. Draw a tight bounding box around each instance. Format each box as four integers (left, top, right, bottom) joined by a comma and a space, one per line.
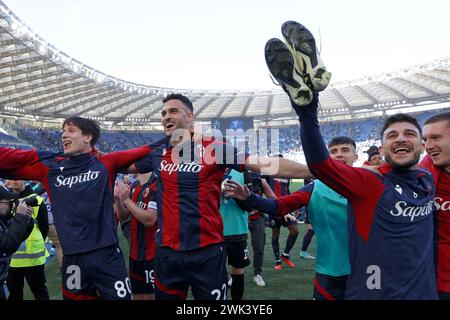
242, 223, 316, 300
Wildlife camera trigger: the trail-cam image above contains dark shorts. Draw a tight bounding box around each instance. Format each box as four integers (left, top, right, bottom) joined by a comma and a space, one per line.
268, 216, 297, 229
223, 236, 251, 269
129, 258, 155, 295
154, 243, 228, 300
61, 245, 131, 300
313, 272, 348, 300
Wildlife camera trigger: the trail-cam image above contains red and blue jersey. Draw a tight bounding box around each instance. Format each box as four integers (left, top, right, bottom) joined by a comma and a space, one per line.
421, 155, 450, 293
129, 176, 158, 261
0, 141, 165, 255
298, 99, 437, 299
134, 138, 248, 252
265, 176, 291, 198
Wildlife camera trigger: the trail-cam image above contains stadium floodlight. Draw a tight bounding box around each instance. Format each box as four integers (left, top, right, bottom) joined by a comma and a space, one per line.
5, 106, 24, 113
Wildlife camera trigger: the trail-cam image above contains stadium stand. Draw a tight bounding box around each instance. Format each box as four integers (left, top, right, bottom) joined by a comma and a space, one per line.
16, 128, 165, 153
8, 108, 446, 159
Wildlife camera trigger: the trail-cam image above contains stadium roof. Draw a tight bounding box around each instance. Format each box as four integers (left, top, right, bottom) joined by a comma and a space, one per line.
1, 1, 450, 126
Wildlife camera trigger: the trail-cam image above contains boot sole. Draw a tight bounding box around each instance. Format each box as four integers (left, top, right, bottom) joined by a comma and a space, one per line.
264, 38, 298, 88
281, 20, 318, 68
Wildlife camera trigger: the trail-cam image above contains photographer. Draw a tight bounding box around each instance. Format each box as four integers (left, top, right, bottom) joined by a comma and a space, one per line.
0, 186, 34, 300
5, 180, 49, 300
243, 171, 276, 287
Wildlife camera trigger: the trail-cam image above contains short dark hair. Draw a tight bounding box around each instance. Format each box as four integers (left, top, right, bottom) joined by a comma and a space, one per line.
424, 111, 450, 127
381, 113, 422, 140
162, 93, 194, 112
366, 145, 380, 160
328, 136, 356, 149
62, 116, 101, 147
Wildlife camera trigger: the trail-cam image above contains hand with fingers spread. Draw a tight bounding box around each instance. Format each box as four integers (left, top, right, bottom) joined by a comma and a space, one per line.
284, 212, 297, 223
223, 179, 251, 201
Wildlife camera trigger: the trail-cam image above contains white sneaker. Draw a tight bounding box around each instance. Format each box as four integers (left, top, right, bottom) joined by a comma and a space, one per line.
281, 20, 332, 92
228, 277, 232, 287
300, 251, 315, 259
253, 274, 266, 287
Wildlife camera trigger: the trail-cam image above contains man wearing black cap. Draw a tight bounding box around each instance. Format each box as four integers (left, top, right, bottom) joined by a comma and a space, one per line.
0, 186, 34, 300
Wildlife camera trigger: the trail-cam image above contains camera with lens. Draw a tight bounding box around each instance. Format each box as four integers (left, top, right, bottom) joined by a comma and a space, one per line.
23, 196, 39, 207
243, 171, 263, 194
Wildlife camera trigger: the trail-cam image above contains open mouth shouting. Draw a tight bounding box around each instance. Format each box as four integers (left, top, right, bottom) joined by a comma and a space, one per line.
63, 140, 72, 149
392, 145, 412, 155
163, 121, 176, 132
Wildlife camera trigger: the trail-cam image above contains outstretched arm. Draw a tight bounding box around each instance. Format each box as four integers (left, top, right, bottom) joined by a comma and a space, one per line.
116, 137, 170, 174
0, 147, 41, 170
295, 94, 383, 201
224, 180, 312, 217
216, 140, 312, 178
245, 156, 313, 179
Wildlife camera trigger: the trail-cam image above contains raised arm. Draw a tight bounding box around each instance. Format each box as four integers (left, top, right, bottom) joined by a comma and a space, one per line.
296, 94, 383, 200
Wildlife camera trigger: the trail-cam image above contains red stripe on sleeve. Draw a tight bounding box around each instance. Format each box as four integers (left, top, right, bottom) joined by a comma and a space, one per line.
276, 190, 312, 216
0, 147, 40, 170
310, 158, 384, 241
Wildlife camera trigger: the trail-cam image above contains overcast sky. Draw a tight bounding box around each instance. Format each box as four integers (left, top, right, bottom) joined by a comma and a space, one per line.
6, 0, 450, 90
